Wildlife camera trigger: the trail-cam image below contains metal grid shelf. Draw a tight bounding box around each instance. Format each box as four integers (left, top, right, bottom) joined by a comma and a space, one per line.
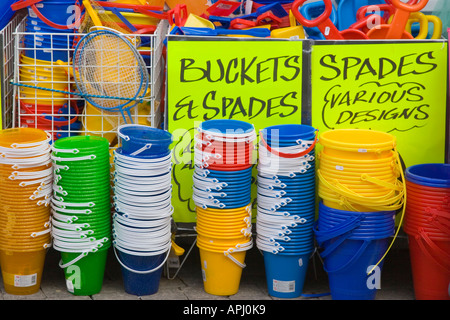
12, 16, 169, 147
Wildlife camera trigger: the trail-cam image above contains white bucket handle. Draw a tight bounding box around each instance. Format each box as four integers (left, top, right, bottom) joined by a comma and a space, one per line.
113, 242, 171, 274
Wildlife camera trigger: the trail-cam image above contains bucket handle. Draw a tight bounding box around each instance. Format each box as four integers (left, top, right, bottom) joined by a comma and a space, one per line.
259, 129, 318, 159
113, 243, 171, 274
130, 143, 152, 156
415, 229, 450, 273
58, 238, 109, 269
424, 207, 450, 235
323, 239, 372, 274
317, 169, 404, 211
314, 216, 363, 246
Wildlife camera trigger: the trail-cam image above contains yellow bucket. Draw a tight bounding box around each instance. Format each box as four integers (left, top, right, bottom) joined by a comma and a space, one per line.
81, 102, 119, 143
0, 128, 48, 147
196, 244, 247, 296
319, 129, 396, 160
197, 234, 251, 248
19, 74, 68, 91
0, 249, 47, 295
19, 85, 67, 100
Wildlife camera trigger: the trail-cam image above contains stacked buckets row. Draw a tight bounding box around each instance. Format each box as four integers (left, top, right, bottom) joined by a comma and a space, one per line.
0, 128, 52, 295
403, 163, 450, 300
256, 124, 318, 298
193, 119, 255, 296
112, 124, 174, 296
17, 0, 81, 139
315, 129, 405, 300
51, 135, 111, 296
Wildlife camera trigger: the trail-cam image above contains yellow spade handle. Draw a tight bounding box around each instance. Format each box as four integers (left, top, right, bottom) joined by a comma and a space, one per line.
405, 12, 428, 39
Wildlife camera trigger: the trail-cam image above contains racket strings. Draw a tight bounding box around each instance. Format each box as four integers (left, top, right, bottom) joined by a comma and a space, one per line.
74, 31, 148, 113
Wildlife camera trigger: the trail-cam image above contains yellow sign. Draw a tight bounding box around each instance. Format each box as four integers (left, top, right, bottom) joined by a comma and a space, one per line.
167, 38, 304, 223
311, 41, 448, 167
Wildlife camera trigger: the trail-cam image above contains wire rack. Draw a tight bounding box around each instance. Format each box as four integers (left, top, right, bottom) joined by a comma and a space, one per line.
1, 14, 25, 130
12, 16, 169, 147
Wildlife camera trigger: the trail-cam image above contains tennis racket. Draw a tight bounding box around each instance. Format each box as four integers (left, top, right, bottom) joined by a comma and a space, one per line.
72, 29, 149, 123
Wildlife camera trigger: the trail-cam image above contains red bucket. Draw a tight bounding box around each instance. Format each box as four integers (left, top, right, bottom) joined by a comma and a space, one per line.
407, 232, 450, 300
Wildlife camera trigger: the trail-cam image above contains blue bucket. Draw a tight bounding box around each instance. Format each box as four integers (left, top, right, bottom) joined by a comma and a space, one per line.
116, 249, 166, 296
405, 163, 450, 188
114, 147, 171, 160
201, 166, 253, 177
118, 125, 173, 157
28, 2, 80, 25
262, 250, 311, 298
322, 238, 389, 300
261, 124, 316, 145
199, 119, 254, 135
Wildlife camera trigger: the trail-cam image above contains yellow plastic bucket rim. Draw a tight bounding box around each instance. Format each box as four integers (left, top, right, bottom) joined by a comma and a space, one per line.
195, 225, 250, 235
196, 212, 251, 220
196, 218, 250, 227
0, 128, 49, 148
195, 230, 250, 239
318, 158, 397, 170
319, 169, 397, 181
197, 238, 252, 251
319, 163, 397, 177
319, 129, 396, 151
19, 71, 68, 81
197, 234, 251, 243
318, 186, 398, 199
319, 151, 396, 164
20, 54, 70, 66
18, 78, 68, 90
196, 204, 251, 214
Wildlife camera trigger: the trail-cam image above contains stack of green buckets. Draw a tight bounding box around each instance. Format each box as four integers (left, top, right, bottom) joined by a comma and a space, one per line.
50, 135, 111, 295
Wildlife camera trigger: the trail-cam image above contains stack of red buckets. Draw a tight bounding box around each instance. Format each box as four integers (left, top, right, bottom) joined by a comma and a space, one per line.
403, 163, 450, 300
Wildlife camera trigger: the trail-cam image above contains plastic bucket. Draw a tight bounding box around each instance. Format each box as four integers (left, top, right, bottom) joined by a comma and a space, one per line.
262, 250, 311, 298
197, 245, 247, 296
322, 238, 389, 300
24, 46, 72, 62
407, 234, 450, 300
319, 129, 396, 160
118, 125, 172, 157
0, 248, 47, 295
406, 163, 450, 188
115, 248, 166, 296
199, 119, 255, 137
261, 124, 316, 143
60, 245, 109, 295
0, 127, 49, 147
27, 1, 81, 25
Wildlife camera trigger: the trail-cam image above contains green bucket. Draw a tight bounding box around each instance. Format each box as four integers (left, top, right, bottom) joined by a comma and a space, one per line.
59, 243, 110, 296
53, 136, 109, 155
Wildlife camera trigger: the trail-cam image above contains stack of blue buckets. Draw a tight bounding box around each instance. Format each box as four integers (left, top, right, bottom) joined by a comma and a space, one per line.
112, 124, 174, 296
314, 202, 396, 300
256, 124, 318, 298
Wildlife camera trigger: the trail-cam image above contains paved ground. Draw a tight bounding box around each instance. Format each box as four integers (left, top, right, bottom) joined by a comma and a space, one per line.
0, 228, 416, 303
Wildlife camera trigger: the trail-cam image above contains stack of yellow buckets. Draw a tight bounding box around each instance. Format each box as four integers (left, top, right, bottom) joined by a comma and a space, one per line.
0, 128, 53, 295
315, 128, 406, 299
193, 119, 255, 296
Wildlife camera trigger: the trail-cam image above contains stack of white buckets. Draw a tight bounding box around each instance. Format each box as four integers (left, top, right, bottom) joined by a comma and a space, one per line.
112, 124, 174, 296
256, 124, 318, 298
